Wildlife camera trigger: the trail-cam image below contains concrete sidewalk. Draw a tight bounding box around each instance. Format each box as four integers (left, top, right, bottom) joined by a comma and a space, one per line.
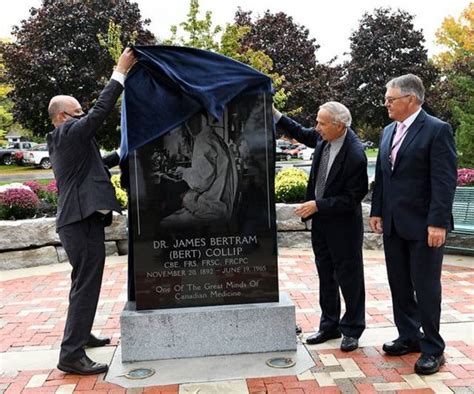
1, 248, 473, 393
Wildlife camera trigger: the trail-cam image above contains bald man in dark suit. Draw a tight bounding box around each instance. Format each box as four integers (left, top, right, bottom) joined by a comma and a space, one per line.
47, 48, 136, 375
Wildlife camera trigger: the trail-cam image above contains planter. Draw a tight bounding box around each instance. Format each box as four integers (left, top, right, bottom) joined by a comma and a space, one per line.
0, 213, 128, 270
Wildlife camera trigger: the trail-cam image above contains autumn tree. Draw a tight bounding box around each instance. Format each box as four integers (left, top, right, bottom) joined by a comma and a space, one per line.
1, 0, 154, 149
165, 0, 289, 109
0, 40, 13, 145
234, 9, 340, 125
341, 8, 437, 143
432, 3, 473, 167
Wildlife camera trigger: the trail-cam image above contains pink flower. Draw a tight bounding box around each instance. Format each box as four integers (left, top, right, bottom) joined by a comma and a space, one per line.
0, 188, 40, 219
457, 168, 474, 187
45, 180, 58, 194
23, 180, 42, 195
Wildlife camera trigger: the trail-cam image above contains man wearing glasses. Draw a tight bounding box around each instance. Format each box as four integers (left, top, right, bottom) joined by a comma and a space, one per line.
369, 74, 457, 375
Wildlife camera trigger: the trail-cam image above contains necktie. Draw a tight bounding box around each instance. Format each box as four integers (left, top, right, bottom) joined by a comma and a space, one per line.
315, 143, 330, 199
390, 122, 406, 166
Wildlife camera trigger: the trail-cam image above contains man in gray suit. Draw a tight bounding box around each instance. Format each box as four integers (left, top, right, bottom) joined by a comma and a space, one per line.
47, 47, 136, 375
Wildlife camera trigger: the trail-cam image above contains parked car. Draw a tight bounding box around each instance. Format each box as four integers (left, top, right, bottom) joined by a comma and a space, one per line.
13, 150, 25, 165
283, 143, 306, 158
276, 147, 292, 161
298, 147, 314, 161
0, 141, 37, 165
23, 144, 52, 169
361, 140, 375, 149
276, 139, 292, 150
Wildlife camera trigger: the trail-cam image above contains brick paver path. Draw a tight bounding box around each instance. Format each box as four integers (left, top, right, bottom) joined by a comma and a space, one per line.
1, 249, 473, 393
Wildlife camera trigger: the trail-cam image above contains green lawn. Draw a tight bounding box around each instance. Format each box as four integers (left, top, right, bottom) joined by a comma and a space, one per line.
0, 164, 50, 175
0, 178, 51, 186
365, 148, 379, 158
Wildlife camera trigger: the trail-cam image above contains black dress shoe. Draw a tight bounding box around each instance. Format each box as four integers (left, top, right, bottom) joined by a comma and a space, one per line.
415, 353, 446, 375
85, 333, 111, 348
57, 355, 108, 375
341, 336, 359, 352
296, 325, 302, 335
306, 330, 341, 345
382, 338, 420, 356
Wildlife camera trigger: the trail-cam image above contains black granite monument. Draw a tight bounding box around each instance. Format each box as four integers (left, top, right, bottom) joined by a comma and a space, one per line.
129, 93, 278, 310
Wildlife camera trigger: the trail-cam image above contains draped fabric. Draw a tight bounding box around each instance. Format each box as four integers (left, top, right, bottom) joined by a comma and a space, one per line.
120, 45, 273, 160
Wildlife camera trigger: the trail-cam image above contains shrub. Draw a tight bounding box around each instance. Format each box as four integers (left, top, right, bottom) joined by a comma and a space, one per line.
0, 188, 40, 219
276, 167, 309, 183
23, 180, 58, 209
457, 168, 474, 186
44, 180, 58, 207
0, 183, 31, 193
23, 180, 42, 195
275, 168, 309, 203
111, 175, 128, 208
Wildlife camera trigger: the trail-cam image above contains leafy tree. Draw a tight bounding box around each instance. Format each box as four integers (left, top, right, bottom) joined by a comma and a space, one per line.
432, 3, 474, 167
166, 0, 221, 51
1, 0, 154, 149
341, 7, 437, 141
0, 38, 13, 145
452, 75, 474, 167
434, 3, 473, 69
234, 9, 340, 125
165, 0, 289, 109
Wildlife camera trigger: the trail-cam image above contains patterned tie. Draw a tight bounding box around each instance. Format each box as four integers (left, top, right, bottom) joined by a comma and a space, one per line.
315, 143, 331, 199
390, 122, 406, 166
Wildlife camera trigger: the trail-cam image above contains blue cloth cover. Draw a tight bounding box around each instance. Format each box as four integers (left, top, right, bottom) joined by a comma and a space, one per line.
120, 45, 273, 160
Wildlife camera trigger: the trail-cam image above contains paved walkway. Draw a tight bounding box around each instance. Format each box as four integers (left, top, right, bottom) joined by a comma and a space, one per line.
1, 248, 473, 393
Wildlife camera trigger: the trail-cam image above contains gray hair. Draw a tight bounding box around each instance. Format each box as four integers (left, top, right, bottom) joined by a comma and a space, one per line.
386, 74, 425, 104
319, 101, 352, 128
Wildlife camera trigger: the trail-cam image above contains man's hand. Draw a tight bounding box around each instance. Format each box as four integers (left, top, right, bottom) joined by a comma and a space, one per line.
427, 226, 446, 248
294, 200, 317, 218
116, 47, 137, 75
369, 216, 383, 234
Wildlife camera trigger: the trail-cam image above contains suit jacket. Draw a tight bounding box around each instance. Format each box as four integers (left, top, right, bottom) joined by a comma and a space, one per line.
47, 79, 123, 230
370, 109, 457, 240
277, 115, 368, 234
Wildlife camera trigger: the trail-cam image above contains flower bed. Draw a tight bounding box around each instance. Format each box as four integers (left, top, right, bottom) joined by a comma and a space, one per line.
0, 177, 127, 220
0, 180, 58, 220
458, 168, 474, 187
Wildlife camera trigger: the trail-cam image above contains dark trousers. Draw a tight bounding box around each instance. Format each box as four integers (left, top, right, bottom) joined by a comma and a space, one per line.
58, 213, 106, 362
383, 227, 445, 356
311, 225, 366, 338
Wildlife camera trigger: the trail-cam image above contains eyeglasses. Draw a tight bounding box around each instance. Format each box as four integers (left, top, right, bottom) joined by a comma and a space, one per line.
384, 94, 411, 104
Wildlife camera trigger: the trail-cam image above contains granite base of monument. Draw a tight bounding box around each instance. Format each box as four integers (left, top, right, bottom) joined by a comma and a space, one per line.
120, 292, 296, 362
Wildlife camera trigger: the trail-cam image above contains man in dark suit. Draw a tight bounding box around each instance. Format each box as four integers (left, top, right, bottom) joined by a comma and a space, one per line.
47, 48, 136, 375
274, 102, 368, 352
370, 74, 457, 375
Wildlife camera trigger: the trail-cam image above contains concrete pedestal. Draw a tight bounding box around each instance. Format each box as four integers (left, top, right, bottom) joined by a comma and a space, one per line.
120, 292, 296, 362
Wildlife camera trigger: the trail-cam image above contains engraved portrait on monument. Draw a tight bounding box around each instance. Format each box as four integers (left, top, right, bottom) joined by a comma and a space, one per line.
129, 92, 278, 310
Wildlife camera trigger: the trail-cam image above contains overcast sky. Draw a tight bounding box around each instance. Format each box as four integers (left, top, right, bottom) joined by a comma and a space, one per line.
1, 0, 468, 63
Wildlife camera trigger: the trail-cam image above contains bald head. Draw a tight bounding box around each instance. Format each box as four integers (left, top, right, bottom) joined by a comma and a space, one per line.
48, 95, 83, 127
